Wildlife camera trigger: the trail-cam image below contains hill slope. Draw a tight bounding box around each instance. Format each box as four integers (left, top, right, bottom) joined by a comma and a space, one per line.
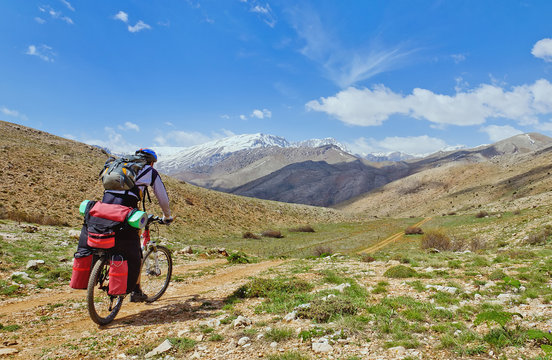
0, 121, 344, 239
338, 134, 552, 217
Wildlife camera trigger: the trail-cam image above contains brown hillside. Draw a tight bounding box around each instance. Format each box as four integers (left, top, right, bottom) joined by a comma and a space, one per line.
0, 121, 344, 239
337, 143, 552, 217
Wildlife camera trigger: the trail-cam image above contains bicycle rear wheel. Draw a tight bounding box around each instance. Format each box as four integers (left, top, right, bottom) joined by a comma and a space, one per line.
141, 245, 172, 302
87, 257, 124, 325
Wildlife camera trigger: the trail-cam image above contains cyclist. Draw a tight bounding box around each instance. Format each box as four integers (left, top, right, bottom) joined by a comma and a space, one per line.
77, 148, 173, 302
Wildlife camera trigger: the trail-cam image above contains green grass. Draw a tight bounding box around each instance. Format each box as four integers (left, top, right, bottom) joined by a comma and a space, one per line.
265, 327, 294, 342
267, 351, 310, 360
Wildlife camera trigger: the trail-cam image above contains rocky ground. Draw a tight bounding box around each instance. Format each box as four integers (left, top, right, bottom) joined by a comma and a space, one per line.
2, 244, 552, 360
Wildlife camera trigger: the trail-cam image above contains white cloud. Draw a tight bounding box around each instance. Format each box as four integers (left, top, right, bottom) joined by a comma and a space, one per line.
249, 2, 276, 27
288, 6, 414, 88
1, 106, 28, 121
83, 127, 138, 154
307, 79, 552, 127
128, 20, 151, 33
240, 114, 247, 120
118, 121, 140, 132
154, 129, 234, 147
532, 38, 552, 62
251, 109, 272, 119
113, 11, 128, 23
26, 44, 55, 62
164, 121, 174, 127
480, 125, 523, 142
60, 0, 75, 11
348, 135, 450, 156
39, 5, 73, 24
34, 17, 46, 24
451, 53, 466, 64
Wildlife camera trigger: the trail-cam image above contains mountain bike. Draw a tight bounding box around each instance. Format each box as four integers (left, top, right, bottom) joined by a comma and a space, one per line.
87, 215, 173, 325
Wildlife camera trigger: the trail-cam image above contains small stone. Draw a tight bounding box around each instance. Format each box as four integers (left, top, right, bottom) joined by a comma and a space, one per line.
11, 271, 31, 282
283, 311, 297, 322
238, 336, 250, 346
334, 283, 351, 292
0, 348, 19, 356
312, 341, 333, 353
145, 339, 172, 358
270, 342, 278, 348
183, 246, 193, 254
68, 229, 81, 238
177, 329, 189, 337
26, 259, 45, 270
190, 351, 201, 359
232, 315, 252, 328
388, 346, 406, 356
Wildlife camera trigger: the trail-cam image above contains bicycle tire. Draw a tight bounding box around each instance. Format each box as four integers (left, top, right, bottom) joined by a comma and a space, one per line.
141, 245, 172, 302
87, 256, 124, 325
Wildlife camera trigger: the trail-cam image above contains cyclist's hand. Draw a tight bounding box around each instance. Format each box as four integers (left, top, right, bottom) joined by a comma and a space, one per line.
162, 215, 174, 224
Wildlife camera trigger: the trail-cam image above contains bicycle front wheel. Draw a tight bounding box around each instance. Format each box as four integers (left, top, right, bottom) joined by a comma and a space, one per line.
141, 245, 172, 302
87, 257, 124, 325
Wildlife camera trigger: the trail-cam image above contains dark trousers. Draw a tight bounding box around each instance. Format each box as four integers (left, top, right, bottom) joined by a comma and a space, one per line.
76, 192, 142, 293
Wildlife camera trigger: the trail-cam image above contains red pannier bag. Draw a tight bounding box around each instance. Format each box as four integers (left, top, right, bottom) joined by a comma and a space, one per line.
87, 231, 116, 249
70, 255, 93, 289
90, 202, 133, 222
108, 256, 128, 295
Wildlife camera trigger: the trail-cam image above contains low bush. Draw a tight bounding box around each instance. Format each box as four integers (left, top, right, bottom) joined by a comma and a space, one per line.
262, 230, 284, 238
297, 297, 358, 322
525, 226, 552, 245
265, 327, 294, 342
405, 226, 423, 235
229, 277, 314, 300
360, 254, 375, 263
384, 265, 418, 279
227, 251, 252, 264
469, 237, 488, 252
289, 225, 315, 233
313, 246, 333, 257
421, 229, 451, 251
267, 351, 310, 360
243, 232, 261, 239
475, 210, 489, 219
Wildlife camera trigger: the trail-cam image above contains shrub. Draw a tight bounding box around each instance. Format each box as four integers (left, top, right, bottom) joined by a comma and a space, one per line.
384, 265, 418, 279
243, 232, 261, 239
313, 246, 333, 257
360, 254, 375, 263
289, 225, 315, 233
421, 229, 451, 251
475, 210, 489, 218
265, 327, 294, 342
525, 226, 552, 245
227, 251, 251, 264
469, 237, 487, 251
405, 226, 423, 235
297, 297, 358, 322
262, 230, 284, 238
267, 351, 310, 360
229, 277, 313, 299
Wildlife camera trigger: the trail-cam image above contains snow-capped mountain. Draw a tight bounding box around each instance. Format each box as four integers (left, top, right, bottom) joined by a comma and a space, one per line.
155, 133, 349, 172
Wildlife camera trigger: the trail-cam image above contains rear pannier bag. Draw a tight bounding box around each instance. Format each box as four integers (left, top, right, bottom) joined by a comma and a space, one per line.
108, 256, 128, 295
83, 201, 134, 249
70, 254, 93, 289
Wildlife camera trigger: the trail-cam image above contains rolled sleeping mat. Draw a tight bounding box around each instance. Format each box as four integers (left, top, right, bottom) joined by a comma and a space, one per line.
78, 200, 147, 229
127, 210, 148, 229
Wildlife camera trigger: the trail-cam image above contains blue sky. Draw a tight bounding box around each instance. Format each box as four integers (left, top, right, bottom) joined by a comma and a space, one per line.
2, 1, 552, 155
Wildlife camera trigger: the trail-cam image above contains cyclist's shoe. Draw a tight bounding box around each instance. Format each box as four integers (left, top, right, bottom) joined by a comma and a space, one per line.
130, 290, 148, 303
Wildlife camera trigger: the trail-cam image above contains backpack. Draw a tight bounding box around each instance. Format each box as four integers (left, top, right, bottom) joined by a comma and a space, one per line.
100, 155, 149, 191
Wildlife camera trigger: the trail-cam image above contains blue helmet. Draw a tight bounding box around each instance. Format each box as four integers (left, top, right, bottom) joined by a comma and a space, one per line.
136, 148, 157, 163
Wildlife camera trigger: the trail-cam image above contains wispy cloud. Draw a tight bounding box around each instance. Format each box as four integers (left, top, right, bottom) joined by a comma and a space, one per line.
82, 127, 138, 154
287, 5, 414, 88
307, 79, 552, 127
60, 0, 75, 12
451, 53, 467, 64
118, 121, 140, 132
1, 106, 29, 122
26, 44, 56, 62
250, 3, 276, 28
128, 20, 152, 33
38, 5, 73, 24
532, 38, 552, 62
34, 17, 46, 24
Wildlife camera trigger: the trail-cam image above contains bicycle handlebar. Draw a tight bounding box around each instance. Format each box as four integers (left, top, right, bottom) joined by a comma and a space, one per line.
147, 215, 173, 226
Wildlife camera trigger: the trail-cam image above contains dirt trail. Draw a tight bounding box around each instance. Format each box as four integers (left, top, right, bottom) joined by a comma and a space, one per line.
358, 217, 432, 254
0, 258, 285, 359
